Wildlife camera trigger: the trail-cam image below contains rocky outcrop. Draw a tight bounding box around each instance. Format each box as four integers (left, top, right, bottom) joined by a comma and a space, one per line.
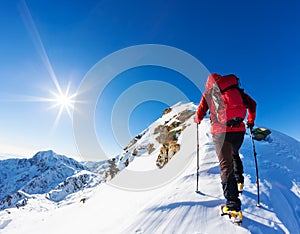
155, 108, 195, 168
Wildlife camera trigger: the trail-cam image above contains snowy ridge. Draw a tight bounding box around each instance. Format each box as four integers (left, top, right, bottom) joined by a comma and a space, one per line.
0, 102, 300, 233
46, 170, 103, 202
117, 101, 196, 172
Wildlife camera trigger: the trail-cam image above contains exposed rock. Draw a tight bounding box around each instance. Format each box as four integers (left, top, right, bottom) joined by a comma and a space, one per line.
132, 148, 138, 156
147, 143, 155, 154
123, 138, 137, 151
156, 141, 180, 168
156, 145, 169, 168
168, 141, 180, 160
162, 107, 172, 115
105, 158, 119, 181
177, 109, 195, 122
155, 126, 177, 144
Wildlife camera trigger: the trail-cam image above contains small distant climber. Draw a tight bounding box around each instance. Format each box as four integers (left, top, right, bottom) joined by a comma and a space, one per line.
80, 198, 86, 204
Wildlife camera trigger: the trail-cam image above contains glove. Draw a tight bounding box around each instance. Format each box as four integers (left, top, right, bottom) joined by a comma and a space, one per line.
194, 115, 201, 124
246, 121, 254, 130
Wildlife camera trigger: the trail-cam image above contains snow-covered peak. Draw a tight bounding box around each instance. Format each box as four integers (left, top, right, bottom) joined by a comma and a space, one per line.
0, 150, 89, 208
28, 150, 85, 172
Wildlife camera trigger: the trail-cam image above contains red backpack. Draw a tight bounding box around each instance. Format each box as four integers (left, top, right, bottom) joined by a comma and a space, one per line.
207, 74, 247, 127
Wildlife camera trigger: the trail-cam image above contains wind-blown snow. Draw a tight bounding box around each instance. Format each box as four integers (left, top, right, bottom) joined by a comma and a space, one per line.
0, 102, 299, 234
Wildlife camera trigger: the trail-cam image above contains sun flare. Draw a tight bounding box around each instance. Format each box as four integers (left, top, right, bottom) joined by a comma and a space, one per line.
47, 83, 77, 126
19, 1, 78, 130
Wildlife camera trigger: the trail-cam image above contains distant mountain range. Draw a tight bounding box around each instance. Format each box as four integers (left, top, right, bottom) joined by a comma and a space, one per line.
0, 150, 114, 210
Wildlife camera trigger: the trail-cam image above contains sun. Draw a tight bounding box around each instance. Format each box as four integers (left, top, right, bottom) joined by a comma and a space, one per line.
53, 92, 73, 109
48, 83, 77, 126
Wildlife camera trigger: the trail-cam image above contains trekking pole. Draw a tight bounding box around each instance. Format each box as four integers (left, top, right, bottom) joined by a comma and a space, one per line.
196, 123, 200, 193
249, 128, 261, 207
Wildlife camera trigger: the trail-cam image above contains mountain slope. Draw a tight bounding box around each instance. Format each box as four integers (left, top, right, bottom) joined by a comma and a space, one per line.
0, 102, 300, 234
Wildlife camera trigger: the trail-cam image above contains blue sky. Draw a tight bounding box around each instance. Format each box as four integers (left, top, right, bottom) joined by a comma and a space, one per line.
0, 0, 299, 159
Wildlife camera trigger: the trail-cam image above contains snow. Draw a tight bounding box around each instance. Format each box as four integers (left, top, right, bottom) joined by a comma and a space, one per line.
1, 102, 300, 234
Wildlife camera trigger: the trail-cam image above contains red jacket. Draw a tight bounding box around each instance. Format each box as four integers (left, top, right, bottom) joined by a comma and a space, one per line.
196, 85, 256, 135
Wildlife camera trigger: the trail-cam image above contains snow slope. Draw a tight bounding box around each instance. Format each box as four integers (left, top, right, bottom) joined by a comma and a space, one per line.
1, 102, 300, 234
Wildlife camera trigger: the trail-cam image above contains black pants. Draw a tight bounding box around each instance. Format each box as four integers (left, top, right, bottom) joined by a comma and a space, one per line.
212, 131, 245, 211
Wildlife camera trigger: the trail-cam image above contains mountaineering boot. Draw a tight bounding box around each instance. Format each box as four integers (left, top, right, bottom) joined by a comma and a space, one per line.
237, 183, 243, 194
220, 205, 243, 225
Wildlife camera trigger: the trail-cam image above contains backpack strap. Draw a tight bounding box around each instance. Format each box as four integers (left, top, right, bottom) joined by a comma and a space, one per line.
237, 88, 249, 107
220, 84, 240, 93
